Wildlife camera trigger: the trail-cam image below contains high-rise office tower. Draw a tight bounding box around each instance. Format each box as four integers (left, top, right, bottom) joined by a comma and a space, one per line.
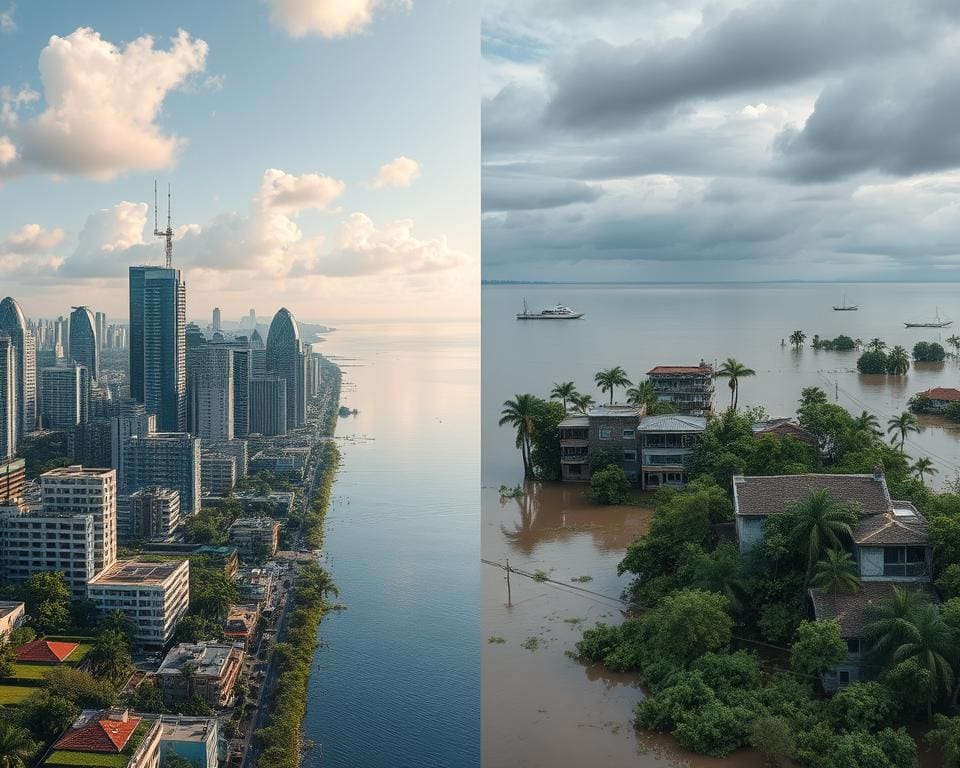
111, 402, 156, 478
95, 311, 106, 355
0, 335, 16, 460
123, 433, 201, 516
41, 466, 117, 574
129, 266, 186, 432
230, 348, 250, 437
0, 297, 36, 441
69, 306, 99, 381
212, 307, 221, 332
190, 345, 234, 441
266, 308, 306, 429
39, 364, 89, 428
249, 376, 287, 436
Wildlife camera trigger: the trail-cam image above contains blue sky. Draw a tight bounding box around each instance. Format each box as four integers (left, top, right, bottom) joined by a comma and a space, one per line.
0, 0, 478, 323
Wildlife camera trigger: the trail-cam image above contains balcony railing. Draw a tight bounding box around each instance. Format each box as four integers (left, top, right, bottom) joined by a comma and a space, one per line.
882, 562, 928, 578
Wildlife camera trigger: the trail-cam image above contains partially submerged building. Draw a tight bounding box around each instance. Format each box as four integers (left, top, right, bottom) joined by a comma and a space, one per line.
646, 362, 714, 415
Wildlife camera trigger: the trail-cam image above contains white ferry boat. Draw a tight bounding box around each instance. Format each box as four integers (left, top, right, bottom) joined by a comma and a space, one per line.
516, 300, 584, 320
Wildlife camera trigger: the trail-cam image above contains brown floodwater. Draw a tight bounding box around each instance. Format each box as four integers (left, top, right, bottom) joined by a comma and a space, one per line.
482, 283, 960, 767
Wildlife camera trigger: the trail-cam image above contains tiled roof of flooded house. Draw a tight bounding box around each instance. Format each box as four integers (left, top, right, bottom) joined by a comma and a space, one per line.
733, 474, 891, 517
918, 388, 960, 401
809, 582, 935, 638
853, 503, 928, 546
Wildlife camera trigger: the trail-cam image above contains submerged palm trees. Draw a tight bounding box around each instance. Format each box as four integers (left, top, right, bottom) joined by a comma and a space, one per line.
715, 358, 756, 411
789, 330, 806, 350
594, 366, 632, 405
887, 411, 923, 452
499, 394, 538, 478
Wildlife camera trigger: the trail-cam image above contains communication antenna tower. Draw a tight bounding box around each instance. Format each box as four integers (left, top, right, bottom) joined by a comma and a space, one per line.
153, 180, 174, 268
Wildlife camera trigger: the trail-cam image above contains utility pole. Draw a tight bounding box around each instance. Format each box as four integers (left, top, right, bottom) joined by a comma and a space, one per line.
505, 559, 512, 606
835, 380, 839, 402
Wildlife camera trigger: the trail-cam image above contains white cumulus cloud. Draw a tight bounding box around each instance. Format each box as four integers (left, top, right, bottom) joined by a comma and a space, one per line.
372, 155, 421, 188
0, 27, 207, 180
262, 0, 406, 38
0, 223, 65, 274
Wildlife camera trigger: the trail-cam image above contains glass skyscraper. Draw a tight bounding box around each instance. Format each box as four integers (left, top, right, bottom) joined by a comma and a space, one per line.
129, 266, 186, 432
69, 306, 99, 381
0, 297, 36, 442
266, 307, 306, 429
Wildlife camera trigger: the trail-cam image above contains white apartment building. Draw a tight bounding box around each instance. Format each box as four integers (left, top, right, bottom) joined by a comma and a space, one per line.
86, 560, 190, 646
128, 487, 181, 540
41, 466, 117, 573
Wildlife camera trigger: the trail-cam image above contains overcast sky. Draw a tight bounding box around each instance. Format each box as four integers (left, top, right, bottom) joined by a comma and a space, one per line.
482, 0, 960, 283
0, 0, 478, 324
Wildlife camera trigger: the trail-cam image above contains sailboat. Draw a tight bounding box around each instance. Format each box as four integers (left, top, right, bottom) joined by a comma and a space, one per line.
833, 294, 858, 311
904, 307, 952, 328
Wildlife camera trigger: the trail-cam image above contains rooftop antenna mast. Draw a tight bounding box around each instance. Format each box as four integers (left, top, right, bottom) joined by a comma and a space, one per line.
153, 180, 173, 268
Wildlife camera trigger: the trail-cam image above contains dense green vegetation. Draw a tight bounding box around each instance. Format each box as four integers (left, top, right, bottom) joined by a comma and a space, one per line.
18, 433, 71, 479
811, 334, 858, 351
856, 341, 911, 375
914, 342, 947, 363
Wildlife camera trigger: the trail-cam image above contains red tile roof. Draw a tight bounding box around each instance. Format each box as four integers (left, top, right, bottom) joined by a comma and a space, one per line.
15, 639, 78, 663
53, 716, 141, 753
647, 365, 713, 375
919, 387, 960, 401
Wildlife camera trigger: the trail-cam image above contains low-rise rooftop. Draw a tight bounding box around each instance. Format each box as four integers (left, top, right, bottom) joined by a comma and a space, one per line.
733, 473, 891, 517
88, 560, 186, 586
917, 387, 960, 401
809, 582, 936, 638
638, 414, 707, 432
157, 643, 239, 678
647, 364, 714, 376
853, 503, 928, 546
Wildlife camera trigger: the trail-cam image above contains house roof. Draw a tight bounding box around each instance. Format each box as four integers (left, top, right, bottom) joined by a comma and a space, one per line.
733, 474, 890, 517
751, 419, 818, 446
918, 387, 960, 401
638, 414, 707, 433
558, 415, 589, 428
647, 365, 713, 375
809, 582, 935, 638
157, 643, 239, 678
16, 638, 78, 663
585, 405, 641, 419
53, 715, 142, 753
853, 504, 928, 546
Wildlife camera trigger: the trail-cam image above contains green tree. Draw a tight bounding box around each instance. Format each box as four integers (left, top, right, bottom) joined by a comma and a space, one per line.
887, 411, 922, 452
852, 410, 882, 437
0, 719, 37, 768
863, 586, 927, 665
528, 399, 567, 480
589, 465, 630, 505
867, 338, 888, 353
0, 645, 14, 678
570, 393, 595, 414
625, 381, 655, 409
782, 489, 858, 580
857, 350, 889, 374
800, 386, 828, 407
172, 614, 225, 644
646, 589, 732, 663
88, 630, 133, 686
790, 619, 847, 680
594, 366, 632, 405
748, 715, 794, 765
6, 627, 34, 648
886, 345, 910, 375
190, 563, 240, 620
130, 680, 167, 713
21, 572, 71, 634
789, 329, 806, 350
890, 603, 955, 721
947, 335, 960, 355
686, 544, 750, 613
827, 681, 895, 732
499, 394, 538, 478
549, 381, 578, 412
715, 358, 755, 410
911, 457, 937, 485
913, 341, 946, 363
928, 714, 960, 768
811, 548, 859, 594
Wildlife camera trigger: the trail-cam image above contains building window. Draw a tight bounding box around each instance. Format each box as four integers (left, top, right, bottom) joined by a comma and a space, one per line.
838, 670, 850, 684
599, 427, 612, 440
882, 546, 927, 577
846, 638, 861, 655
622, 429, 635, 439
623, 450, 637, 462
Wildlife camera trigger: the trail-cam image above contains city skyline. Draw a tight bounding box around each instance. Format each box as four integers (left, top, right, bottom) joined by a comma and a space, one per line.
0, 1, 479, 322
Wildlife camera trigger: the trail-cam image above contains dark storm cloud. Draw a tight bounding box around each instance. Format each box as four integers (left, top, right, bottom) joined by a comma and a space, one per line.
545, 0, 948, 132
482, 174, 603, 212
774, 53, 960, 181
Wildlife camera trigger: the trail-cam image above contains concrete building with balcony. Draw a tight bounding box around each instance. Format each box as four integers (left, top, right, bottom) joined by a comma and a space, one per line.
228, 517, 280, 561
128, 488, 181, 541
41, 466, 117, 573
123, 433, 201, 516
157, 642, 244, 709
86, 560, 190, 646
43, 709, 161, 768
646, 362, 715, 415
732, 468, 934, 691
638, 414, 706, 490
200, 453, 237, 495
0, 457, 25, 502
558, 405, 641, 483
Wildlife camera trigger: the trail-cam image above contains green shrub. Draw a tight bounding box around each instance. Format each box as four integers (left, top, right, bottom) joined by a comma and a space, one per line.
589, 465, 631, 504
827, 682, 895, 733
672, 700, 750, 758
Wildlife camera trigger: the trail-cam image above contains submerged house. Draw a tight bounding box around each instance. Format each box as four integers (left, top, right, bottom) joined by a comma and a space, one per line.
733, 468, 933, 691
638, 414, 706, 490
913, 387, 960, 414
647, 363, 715, 415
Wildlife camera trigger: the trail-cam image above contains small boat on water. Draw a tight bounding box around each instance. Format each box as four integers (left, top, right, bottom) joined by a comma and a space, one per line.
905, 307, 952, 328
833, 294, 858, 311
516, 299, 584, 320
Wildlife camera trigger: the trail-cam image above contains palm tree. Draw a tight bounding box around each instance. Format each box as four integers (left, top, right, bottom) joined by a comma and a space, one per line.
499, 394, 538, 478
887, 345, 910, 375
594, 366, 632, 405
783, 489, 858, 580
811, 549, 859, 594
864, 586, 926, 666
690, 544, 750, 612
867, 338, 888, 353
789, 330, 806, 350
570, 393, 595, 414
855, 338, 863, 350
851, 410, 882, 437
947, 335, 960, 355
912, 457, 938, 485
887, 411, 922, 452
625, 381, 655, 409
549, 382, 578, 412
0, 721, 36, 768
715, 358, 756, 411
892, 603, 956, 721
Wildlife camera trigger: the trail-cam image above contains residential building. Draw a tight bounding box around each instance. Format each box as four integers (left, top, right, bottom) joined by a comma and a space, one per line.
223, 604, 260, 649
646, 362, 715, 415
638, 414, 706, 490
69, 306, 99, 381
86, 560, 190, 646
1, 508, 96, 597
189, 345, 234, 441
157, 643, 244, 708
112, 405, 157, 479
0, 334, 16, 460
558, 405, 641, 483
40, 364, 89, 428
0, 601, 24, 640
248, 376, 286, 436
731, 468, 934, 690
123, 433, 201, 516
69, 421, 113, 468
158, 716, 219, 768
236, 567, 275, 605
265, 308, 306, 430
129, 266, 186, 432
751, 418, 818, 448
193, 545, 239, 578
0, 297, 37, 442
129, 488, 181, 540
201, 453, 237, 495
228, 517, 280, 561
41, 466, 117, 573
913, 387, 960, 414
0, 458, 25, 502
44, 709, 161, 768
204, 440, 248, 477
